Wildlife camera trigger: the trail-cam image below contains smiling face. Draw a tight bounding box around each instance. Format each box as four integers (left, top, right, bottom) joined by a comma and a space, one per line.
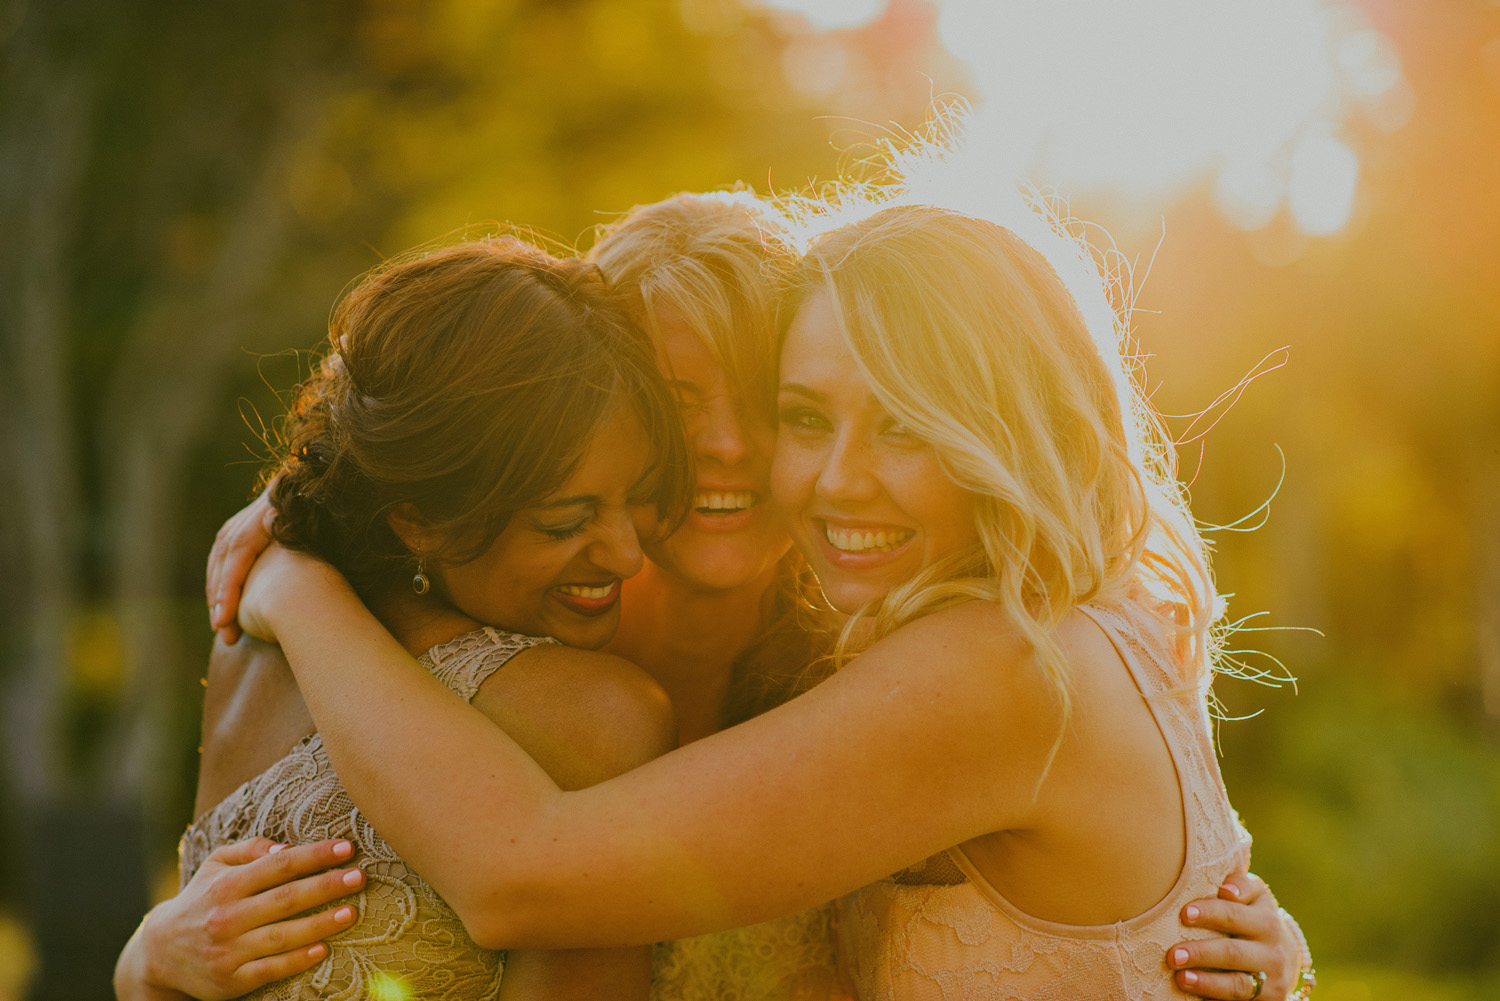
645, 306, 792, 592
430, 409, 657, 649
772, 292, 979, 613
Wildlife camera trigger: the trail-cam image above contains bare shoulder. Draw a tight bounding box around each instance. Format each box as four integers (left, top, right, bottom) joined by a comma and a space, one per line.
471, 644, 677, 790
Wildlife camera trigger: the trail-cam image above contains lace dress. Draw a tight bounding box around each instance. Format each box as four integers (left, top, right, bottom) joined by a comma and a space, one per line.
835, 598, 1252, 1001
180, 627, 556, 1001
651, 905, 848, 1001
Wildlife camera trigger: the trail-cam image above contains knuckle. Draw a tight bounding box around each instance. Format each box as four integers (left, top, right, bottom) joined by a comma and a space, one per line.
271, 882, 298, 912
263, 922, 287, 953
203, 905, 235, 940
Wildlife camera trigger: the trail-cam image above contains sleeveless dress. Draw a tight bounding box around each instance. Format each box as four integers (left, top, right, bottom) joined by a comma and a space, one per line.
835, 597, 1252, 1001
180, 627, 556, 1001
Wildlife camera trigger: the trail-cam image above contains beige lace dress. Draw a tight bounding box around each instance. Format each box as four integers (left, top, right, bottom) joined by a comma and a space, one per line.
180, 627, 557, 1001
835, 597, 1252, 1001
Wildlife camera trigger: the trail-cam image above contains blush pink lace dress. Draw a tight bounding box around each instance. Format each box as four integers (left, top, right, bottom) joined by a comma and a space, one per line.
180, 627, 556, 1001
835, 597, 1252, 1001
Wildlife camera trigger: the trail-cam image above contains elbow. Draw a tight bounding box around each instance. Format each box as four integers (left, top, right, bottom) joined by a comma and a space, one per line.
452, 876, 552, 952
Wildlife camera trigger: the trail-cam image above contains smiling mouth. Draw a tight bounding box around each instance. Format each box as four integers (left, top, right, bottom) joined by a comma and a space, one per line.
694, 490, 756, 515
823, 525, 915, 553
555, 583, 616, 600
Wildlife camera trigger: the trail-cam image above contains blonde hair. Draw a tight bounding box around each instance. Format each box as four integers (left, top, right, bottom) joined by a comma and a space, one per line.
588, 189, 800, 409
789, 201, 1219, 737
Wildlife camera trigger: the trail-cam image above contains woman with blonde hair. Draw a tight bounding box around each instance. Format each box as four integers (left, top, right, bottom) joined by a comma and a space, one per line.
205, 181, 1312, 1000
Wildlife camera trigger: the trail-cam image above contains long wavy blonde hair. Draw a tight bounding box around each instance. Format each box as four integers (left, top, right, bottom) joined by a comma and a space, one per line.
787, 200, 1220, 731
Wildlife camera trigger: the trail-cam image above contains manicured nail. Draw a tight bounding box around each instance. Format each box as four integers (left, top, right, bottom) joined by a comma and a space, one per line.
1182, 970, 1198, 986
1184, 904, 1200, 921
212, 603, 222, 625
333, 840, 353, 858
308, 942, 327, 960
334, 906, 354, 922
1221, 882, 1239, 899
1172, 948, 1189, 966
342, 869, 363, 887
268, 843, 288, 854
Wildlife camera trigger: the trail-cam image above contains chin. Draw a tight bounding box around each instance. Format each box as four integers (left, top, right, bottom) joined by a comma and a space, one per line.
549, 614, 620, 650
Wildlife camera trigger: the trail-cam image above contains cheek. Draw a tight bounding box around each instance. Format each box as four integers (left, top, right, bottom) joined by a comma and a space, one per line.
770, 444, 815, 513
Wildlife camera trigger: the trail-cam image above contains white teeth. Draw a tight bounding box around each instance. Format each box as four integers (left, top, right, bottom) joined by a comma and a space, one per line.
824, 525, 913, 553
556, 584, 614, 599
694, 490, 755, 513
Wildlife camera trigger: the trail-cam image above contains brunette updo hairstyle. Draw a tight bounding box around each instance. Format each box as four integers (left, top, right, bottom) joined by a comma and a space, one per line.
267, 237, 690, 603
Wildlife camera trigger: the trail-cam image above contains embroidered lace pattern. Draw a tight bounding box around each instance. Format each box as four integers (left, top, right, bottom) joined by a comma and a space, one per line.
836, 598, 1252, 1001
650, 904, 850, 1001
180, 627, 557, 1001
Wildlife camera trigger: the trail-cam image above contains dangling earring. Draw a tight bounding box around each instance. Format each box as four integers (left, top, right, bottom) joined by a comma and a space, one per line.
412, 556, 430, 595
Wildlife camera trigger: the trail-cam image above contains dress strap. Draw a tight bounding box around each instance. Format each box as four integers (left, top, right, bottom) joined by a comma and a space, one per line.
420, 627, 558, 703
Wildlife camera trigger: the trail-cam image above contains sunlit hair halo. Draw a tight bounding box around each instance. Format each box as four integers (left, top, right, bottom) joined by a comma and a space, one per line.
785, 184, 1220, 733
267, 236, 691, 604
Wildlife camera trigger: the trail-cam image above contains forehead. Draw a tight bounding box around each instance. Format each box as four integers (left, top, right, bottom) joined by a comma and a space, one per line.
651, 305, 723, 383
780, 291, 860, 389
547, 408, 652, 498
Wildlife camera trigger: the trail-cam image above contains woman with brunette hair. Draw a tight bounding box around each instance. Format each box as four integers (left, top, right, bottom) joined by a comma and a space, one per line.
115, 236, 690, 1000
202, 181, 1313, 1001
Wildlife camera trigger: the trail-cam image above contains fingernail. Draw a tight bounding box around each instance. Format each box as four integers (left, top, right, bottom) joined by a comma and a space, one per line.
1172, 948, 1189, 966
1184, 904, 1200, 921
334, 906, 354, 922
333, 840, 353, 858
308, 942, 327, 959
212, 603, 221, 625
1182, 970, 1198, 986
1221, 882, 1239, 899
342, 869, 363, 887
268, 843, 288, 854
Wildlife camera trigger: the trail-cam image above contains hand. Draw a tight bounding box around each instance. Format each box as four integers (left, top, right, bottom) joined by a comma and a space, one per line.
1167, 872, 1297, 1001
207, 488, 278, 645
238, 542, 345, 644
127, 838, 364, 1000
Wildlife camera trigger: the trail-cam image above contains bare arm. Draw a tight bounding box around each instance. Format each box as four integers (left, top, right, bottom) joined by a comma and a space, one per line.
240, 545, 1056, 950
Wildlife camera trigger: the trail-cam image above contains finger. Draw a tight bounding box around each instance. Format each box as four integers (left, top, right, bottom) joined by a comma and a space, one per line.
1170, 938, 1277, 977
1182, 896, 1276, 938
218, 624, 243, 646
1174, 969, 1264, 1000
1218, 871, 1269, 905
239, 867, 365, 928
213, 512, 276, 626
228, 941, 332, 995
207, 837, 283, 868
236, 839, 356, 896
239, 902, 359, 959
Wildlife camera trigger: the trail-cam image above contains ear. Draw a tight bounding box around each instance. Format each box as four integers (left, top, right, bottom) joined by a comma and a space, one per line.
386, 503, 441, 557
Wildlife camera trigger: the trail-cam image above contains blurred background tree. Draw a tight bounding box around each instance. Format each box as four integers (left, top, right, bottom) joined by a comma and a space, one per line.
0, 0, 1495, 997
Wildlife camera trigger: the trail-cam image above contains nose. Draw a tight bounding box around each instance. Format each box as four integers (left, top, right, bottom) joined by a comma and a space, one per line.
589, 505, 645, 579
816, 429, 878, 505
690, 396, 752, 469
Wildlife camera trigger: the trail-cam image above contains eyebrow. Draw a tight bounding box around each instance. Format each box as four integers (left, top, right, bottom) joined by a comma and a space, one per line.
534, 466, 658, 510
777, 382, 827, 402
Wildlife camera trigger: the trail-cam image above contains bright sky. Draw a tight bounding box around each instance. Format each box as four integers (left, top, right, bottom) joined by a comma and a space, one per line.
748, 0, 1410, 237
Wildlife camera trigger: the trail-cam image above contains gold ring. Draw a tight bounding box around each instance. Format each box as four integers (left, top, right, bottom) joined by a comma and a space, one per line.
1248, 970, 1266, 1000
